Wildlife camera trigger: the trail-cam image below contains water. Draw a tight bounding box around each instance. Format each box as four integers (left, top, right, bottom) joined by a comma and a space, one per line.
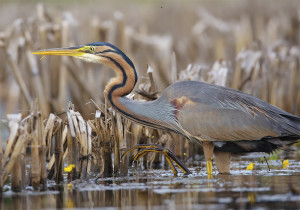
1, 155, 300, 209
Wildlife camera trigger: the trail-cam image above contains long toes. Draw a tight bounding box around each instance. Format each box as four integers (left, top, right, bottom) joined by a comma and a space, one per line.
133, 148, 163, 162
122, 144, 163, 159
122, 144, 191, 175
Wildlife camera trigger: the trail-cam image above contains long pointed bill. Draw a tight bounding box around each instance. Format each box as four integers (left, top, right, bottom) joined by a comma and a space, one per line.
32, 46, 85, 57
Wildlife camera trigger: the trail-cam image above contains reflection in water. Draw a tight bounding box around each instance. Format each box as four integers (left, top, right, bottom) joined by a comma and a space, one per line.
2, 158, 300, 209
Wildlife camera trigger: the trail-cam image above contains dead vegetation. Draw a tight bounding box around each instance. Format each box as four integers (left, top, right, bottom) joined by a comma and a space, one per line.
0, 1, 299, 191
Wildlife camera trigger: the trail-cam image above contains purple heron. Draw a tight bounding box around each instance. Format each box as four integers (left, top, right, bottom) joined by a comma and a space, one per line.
33, 42, 300, 175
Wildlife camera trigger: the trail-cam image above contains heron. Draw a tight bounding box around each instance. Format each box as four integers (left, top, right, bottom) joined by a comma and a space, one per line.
33, 42, 300, 176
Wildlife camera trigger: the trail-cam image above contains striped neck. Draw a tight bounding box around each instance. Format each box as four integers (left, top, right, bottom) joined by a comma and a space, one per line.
101, 50, 174, 130
97, 47, 137, 98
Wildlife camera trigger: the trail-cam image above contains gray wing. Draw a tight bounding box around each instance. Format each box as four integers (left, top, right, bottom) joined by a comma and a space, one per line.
164, 81, 300, 142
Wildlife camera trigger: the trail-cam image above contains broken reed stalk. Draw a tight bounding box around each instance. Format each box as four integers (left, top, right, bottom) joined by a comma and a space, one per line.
70, 111, 84, 179
120, 119, 129, 176
45, 114, 59, 180
11, 151, 22, 192
174, 135, 184, 161
113, 11, 125, 51
5, 48, 32, 107
94, 111, 113, 177
2, 114, 21, 167
20, 144, 26, 189
77, 114, 88, 179
47, 123, 68, 180
54, 119, 63, 184
0, 127, 2, 190
66, 60, 96, 101
171, 52, 177, 83
231, 57, 242, 90
24, 28, 50, 118
37, 111, 47, 188
1, 134, 29, 190
270, 61, 280, 108
87, 124, 92, 175
1, 114, 29, 192
289, 59, 299, 114
111, 110, 120, 176
30, 101, 41, 189
67, 109, 79, 179
1, 114, 20, 190
129, 123, 142, 162
11, 113, 28, 192
147, 66, 156, 93
57, 20, 69, 110
31, 124, 40, 189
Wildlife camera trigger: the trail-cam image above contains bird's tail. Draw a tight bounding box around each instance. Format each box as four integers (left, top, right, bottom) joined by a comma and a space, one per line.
279, 113, 300, 136
214, 113, 300, 154
214, 136, 299, 154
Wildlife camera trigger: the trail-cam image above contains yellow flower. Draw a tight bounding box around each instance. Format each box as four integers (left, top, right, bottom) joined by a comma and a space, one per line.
246, 162, 255, 170
64, 164, 75, 172
282, 159, 289, 169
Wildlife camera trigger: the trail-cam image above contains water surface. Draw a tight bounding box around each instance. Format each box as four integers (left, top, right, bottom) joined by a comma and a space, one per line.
2, 154, 300, 209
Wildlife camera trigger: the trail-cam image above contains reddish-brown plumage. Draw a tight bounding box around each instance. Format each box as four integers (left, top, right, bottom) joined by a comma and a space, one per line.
171, 96, 195, 118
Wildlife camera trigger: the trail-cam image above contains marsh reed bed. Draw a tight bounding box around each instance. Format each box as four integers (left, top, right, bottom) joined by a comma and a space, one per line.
0, 2, 299, 192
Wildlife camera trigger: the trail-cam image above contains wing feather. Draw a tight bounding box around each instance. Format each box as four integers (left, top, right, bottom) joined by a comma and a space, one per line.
164, 81, 300, 141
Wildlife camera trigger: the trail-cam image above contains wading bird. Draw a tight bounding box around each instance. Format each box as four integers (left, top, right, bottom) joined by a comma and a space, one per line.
33, 42, 300, 176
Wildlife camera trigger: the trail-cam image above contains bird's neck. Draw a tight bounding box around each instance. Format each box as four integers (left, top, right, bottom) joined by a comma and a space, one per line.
103, 53, 137, 99
102, 53, 175, 130
102, 52, 153, 126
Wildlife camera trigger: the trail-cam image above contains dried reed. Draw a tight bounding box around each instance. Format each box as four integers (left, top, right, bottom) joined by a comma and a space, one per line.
0, 2, 299, 192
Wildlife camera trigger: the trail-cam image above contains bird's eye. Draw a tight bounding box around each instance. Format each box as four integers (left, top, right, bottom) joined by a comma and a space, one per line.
90, 46, 94, 51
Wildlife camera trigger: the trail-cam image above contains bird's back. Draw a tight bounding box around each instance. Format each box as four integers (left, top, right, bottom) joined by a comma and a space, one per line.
162, 81, 300, 153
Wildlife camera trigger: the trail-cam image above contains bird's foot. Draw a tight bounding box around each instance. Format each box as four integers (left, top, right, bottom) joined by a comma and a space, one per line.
122, 144, 192, 176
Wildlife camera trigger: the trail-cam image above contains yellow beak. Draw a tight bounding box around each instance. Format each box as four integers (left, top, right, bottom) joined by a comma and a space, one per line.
32, 46, 85, 57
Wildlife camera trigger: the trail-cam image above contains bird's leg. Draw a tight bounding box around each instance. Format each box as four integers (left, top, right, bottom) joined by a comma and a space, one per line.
214, 151, 231, 174
202, 142, 214, 177
122, 144, 192, 175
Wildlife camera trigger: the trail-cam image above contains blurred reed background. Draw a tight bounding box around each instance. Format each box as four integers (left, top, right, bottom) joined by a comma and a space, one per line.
0, 0, 299, 191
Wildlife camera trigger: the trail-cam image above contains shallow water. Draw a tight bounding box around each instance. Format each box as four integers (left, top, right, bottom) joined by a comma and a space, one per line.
1, 154, 300, 210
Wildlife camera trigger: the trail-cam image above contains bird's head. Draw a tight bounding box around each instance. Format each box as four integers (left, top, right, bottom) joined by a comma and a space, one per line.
33, 42, 134, 68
